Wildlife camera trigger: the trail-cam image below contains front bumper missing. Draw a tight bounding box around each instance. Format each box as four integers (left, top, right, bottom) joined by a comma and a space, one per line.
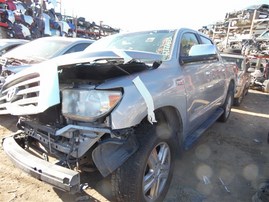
2, 135, 80, 193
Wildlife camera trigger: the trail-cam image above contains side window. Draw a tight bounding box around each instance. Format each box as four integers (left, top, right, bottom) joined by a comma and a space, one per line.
64, 43, 92, 54
180, 33, 199, 56
200, 35, 213, 44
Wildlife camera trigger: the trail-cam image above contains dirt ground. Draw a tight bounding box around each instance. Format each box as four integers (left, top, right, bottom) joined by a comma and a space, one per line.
0, 89, 269, 202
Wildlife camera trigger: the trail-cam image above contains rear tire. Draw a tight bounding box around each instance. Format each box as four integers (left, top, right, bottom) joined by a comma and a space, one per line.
233, 96, 242, 106
218, 85, 234, 122
111, 112, 178, 202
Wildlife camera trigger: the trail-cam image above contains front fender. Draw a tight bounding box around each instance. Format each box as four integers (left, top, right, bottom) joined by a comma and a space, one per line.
98, 67, 187, 130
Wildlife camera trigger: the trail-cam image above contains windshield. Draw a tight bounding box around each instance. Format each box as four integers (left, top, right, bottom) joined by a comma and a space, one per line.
2, 37, 74, 62
86, 30, 176, 60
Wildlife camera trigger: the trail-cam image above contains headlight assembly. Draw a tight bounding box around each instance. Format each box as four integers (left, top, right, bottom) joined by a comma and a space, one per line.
62, 89, 122, 121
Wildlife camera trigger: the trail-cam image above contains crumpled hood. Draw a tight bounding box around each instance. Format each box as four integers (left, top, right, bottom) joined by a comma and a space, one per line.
4, 49, 163, 76
1, 49, 162, 116
55, 50, 163, 82
5, 49, 163, 84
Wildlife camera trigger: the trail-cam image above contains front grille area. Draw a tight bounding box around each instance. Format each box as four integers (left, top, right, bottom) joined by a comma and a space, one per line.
0, 73, 40, 114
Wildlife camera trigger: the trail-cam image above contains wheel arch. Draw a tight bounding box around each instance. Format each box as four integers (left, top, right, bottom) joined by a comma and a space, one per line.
230, 78, 236, 99
92, 106, 184, 177
218, 79, 235, 122
226, 78, 236, 103
111, 106, 183, 201
229, 78, 236, 92
151, 106, 184, 151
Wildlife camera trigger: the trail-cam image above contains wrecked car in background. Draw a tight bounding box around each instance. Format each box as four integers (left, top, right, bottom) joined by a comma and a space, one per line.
248, 55, 269, 92
0, 38, 29, 56
241, 29, 269, 56
199, 4, 269, 55
1, 28, 236, 201
221, 53, 251, 106
0, 36, 95, 76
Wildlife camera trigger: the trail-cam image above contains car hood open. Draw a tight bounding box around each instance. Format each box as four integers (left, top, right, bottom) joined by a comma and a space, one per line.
55, 50, 163, 82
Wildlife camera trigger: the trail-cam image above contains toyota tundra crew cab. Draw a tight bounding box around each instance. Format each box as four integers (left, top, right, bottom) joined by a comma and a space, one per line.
1, 28, 236, 202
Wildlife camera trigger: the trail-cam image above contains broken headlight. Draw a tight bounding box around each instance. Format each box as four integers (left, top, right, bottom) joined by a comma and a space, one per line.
62, 89, 122, 121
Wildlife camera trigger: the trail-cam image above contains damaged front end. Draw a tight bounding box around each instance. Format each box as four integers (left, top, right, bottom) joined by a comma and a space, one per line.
3, 118, 138, 193
1, 50, 162, 193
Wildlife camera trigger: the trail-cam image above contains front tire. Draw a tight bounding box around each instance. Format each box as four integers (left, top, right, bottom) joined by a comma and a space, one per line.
111, 113, 178, 202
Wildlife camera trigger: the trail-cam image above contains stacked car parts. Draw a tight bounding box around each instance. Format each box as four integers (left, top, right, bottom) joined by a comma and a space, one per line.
0, 0, 119, 40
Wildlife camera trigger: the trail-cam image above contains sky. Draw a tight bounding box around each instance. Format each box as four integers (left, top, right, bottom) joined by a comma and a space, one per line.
56, 0, 269, 32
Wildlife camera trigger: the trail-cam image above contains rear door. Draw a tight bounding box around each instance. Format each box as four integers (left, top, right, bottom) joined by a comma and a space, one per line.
199, 35, 226, 107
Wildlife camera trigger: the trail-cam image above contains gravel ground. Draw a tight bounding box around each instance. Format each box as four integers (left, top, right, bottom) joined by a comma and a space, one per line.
0, 89, 269, 202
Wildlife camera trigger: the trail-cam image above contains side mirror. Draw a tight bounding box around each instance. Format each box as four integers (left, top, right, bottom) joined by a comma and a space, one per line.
189, 44, 217, 56
180, 44, 218, 64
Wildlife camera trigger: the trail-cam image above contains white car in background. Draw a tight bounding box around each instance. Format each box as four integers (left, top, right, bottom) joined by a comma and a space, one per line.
0, 36, 95, 76
0, 39, 29, 56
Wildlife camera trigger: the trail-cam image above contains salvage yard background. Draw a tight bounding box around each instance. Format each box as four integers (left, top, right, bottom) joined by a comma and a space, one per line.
0, 89, 269, 202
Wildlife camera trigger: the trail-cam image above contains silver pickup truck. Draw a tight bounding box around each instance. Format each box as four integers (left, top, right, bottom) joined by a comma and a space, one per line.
1, 28, 236, 202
